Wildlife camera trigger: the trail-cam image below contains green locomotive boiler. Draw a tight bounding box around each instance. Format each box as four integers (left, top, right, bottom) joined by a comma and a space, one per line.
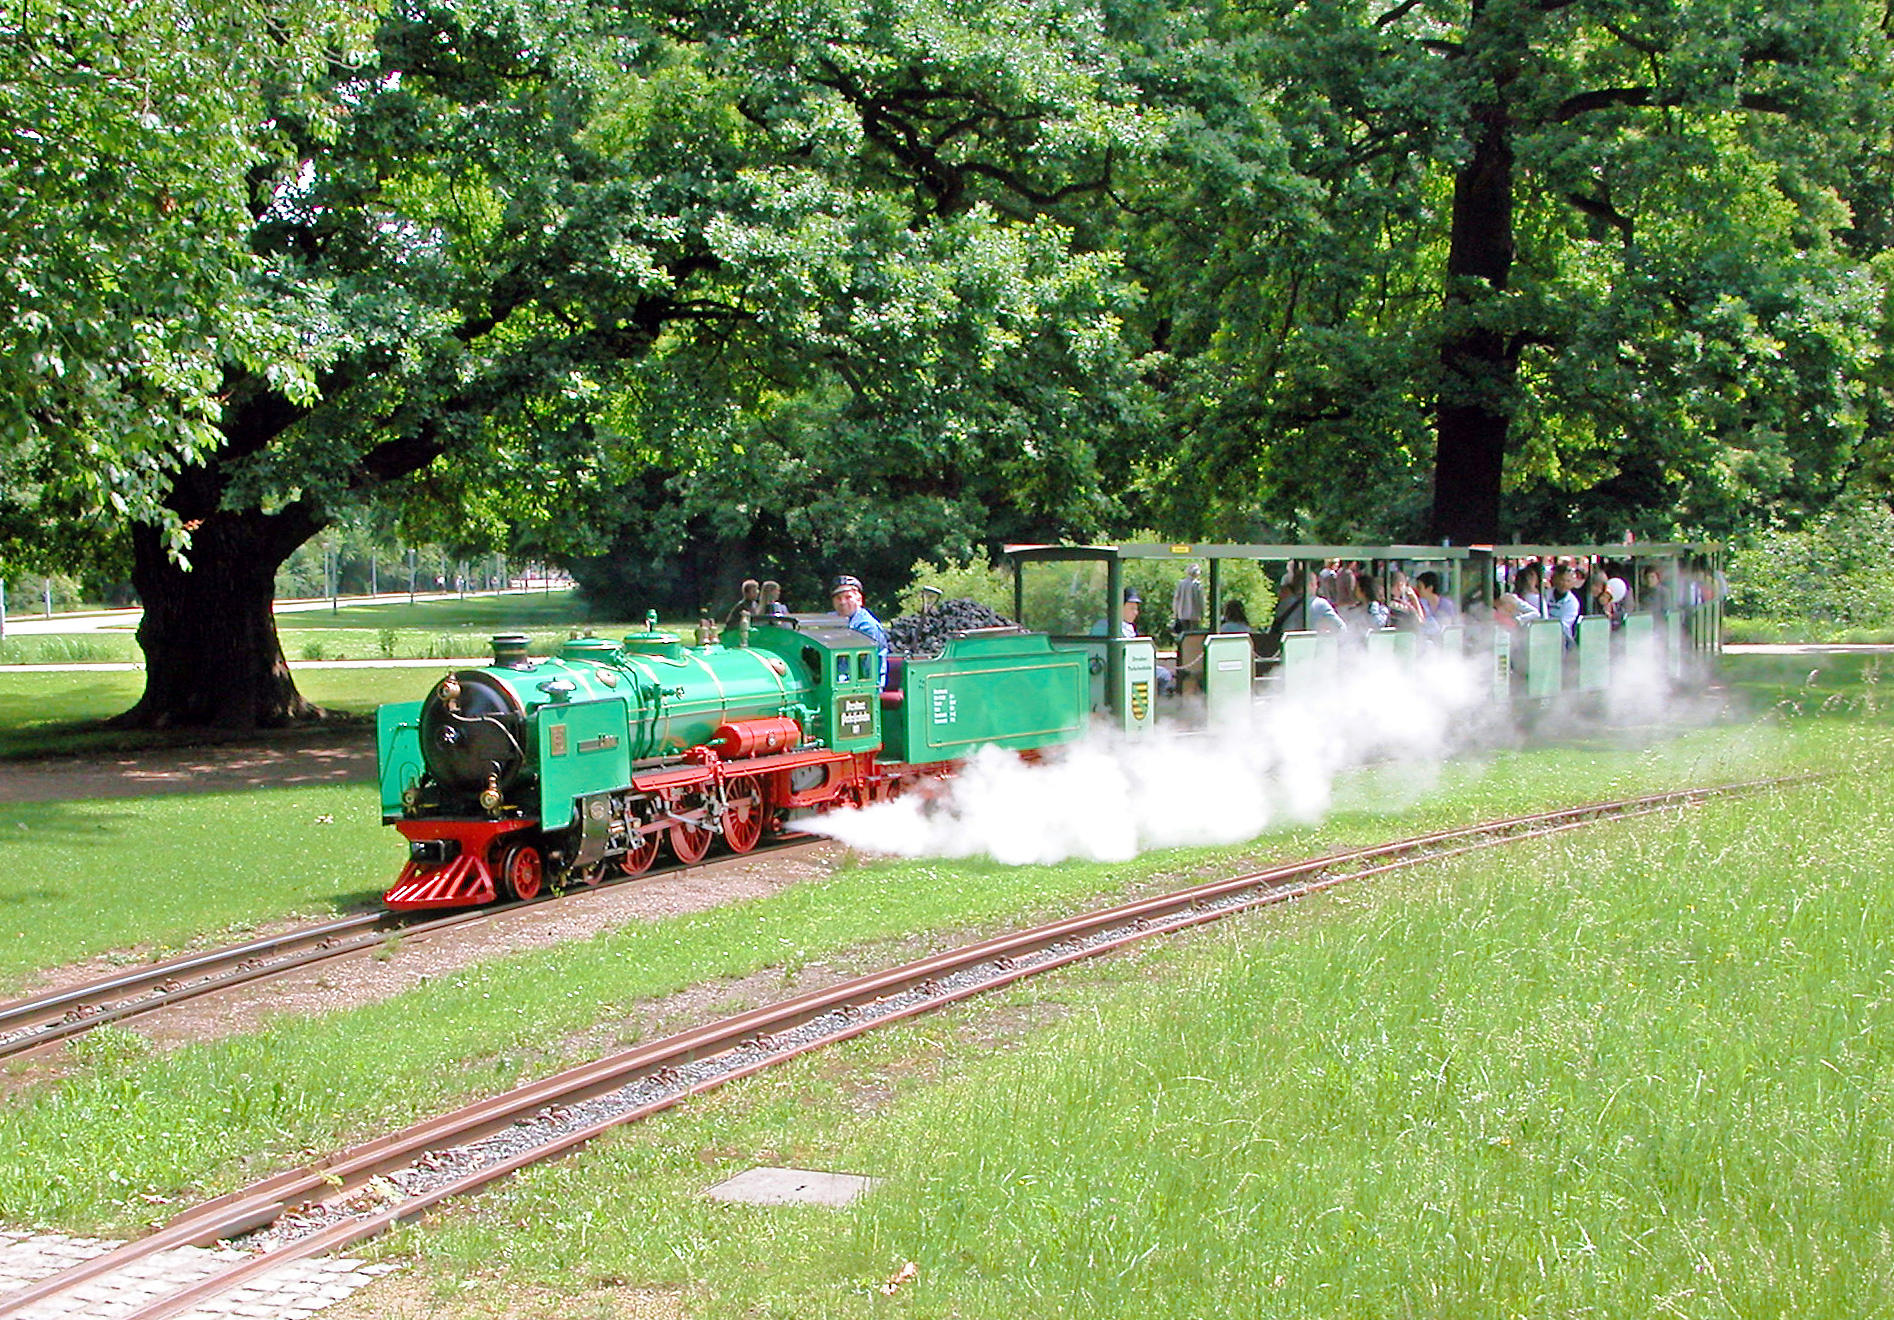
375, 614, 1091, 908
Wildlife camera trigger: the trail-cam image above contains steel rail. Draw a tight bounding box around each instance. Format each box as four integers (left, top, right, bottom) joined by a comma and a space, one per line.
0, 913, 390, 1035
0, 836, 824, 1063
0, 776, 1815, 1320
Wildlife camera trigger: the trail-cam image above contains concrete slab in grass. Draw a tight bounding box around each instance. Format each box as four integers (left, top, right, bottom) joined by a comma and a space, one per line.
704, 1167, 878, 1209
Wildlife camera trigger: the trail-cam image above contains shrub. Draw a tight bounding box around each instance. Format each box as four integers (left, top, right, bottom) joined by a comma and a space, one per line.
1728, 498, 1894, 630
900, 557, 1015, 619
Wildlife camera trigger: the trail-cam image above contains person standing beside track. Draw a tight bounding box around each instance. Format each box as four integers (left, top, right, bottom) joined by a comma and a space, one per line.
1171, 564, 1205, 637
758, 580, 788, 617
830, 574, 890, 687
724, 578, 761, 631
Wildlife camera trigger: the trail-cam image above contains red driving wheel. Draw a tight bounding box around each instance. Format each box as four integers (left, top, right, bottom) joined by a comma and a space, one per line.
668, 798, 713, 863
617, 829, 661, 877
497, 842, 543, 902
720, 776, 766, 854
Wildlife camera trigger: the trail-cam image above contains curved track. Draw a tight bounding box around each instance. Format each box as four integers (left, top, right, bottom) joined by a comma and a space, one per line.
0, 837, 824, 1064
0, 776, 1811, 1320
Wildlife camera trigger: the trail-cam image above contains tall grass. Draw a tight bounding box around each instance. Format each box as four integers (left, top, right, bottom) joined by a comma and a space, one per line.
391, 773, 1894, 1320
822, 776, 1894, 1318
0, 635, 140, 666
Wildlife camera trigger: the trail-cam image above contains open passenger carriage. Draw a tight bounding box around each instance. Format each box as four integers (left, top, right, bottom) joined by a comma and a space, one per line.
1003, 540, 1724, 727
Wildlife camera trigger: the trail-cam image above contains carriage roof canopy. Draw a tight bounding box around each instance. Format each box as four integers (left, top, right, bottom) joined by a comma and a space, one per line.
1003, 543, 1476, 562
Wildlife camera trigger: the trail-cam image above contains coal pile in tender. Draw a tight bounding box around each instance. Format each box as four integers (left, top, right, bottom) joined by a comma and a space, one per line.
886, 599, 1016, 657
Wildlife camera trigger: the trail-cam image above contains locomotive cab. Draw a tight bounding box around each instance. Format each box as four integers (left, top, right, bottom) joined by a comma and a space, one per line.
747, 616, 883, 754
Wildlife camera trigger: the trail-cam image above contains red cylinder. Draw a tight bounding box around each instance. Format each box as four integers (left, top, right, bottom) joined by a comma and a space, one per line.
709, 716, 802, 758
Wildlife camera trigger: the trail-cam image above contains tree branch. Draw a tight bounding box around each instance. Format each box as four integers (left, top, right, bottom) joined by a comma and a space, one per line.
1373, 0, 1427, 29
1552, 86, 1670, 121
1564, 190, 1634, 244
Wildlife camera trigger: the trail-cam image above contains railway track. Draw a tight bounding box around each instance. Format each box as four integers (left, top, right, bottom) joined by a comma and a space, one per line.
0, 836, 825, 1064
0, 776, 1811, 1320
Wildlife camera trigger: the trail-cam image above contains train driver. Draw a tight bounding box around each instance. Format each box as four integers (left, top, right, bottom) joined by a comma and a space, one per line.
830, 574, 890, 687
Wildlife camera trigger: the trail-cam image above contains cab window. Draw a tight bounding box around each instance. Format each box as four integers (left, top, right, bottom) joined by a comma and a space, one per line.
836, 653, 852, 683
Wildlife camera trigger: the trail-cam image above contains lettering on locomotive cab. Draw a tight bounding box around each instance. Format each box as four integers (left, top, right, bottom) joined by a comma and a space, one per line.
839, 696, 873, 739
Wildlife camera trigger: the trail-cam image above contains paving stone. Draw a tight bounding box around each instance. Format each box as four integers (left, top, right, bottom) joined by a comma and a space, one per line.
0, 1230, 397, 1320
704, 1165, 879, 1208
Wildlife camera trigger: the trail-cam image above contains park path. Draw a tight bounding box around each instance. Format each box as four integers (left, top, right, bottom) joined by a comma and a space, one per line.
0, 727, 377, 803
0, 586, 551, 636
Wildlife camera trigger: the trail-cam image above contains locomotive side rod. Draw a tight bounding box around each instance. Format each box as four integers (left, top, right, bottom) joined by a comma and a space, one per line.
0, 775, 1823, 1320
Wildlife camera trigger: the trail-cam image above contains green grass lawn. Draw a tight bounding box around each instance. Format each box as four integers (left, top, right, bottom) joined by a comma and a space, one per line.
394, 768, 1894, 1320
1723, 617, 1894, 645
0, 716, 1880, 1235
0, 591, 677, 756
0, 646, 1888, 1320
0, 787, 391, 989
1720, 649, 1890, 721
0, 590, 638, 668
0, 669, 428, 757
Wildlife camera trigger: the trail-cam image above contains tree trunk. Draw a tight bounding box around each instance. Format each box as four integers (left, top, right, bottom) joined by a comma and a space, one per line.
1429, 92, 1517, 547
113, 509, 326, 731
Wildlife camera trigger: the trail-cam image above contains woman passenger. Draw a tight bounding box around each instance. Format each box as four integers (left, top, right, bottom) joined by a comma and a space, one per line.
1513, 562, 1545, 617
1340, 575, 1389, 635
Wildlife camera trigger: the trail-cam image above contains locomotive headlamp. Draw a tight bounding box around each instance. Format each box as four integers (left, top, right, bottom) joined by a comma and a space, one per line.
479, 775, 504, 814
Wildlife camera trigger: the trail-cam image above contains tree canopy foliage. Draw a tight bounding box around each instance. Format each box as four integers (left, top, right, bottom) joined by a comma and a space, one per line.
1120, 0, 1894, 544
0, 0, 372, 571
2, 0, 1892, 723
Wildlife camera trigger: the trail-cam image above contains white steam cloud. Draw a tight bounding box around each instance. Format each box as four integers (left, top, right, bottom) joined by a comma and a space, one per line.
809, 648, 1508, 864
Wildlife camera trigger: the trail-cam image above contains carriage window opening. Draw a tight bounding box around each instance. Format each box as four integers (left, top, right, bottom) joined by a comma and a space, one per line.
836, 654, 852, 683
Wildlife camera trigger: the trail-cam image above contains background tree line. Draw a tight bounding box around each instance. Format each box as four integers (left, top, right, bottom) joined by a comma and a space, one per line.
2, 0, 1890, 726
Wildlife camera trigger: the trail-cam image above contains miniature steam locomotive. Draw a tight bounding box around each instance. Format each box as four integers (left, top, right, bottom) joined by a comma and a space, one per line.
374, 614, 1089, 908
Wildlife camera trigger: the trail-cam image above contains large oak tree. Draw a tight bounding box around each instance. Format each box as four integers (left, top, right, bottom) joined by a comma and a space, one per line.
4, 0, 1155, 727
1120, 0, 1890, 545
